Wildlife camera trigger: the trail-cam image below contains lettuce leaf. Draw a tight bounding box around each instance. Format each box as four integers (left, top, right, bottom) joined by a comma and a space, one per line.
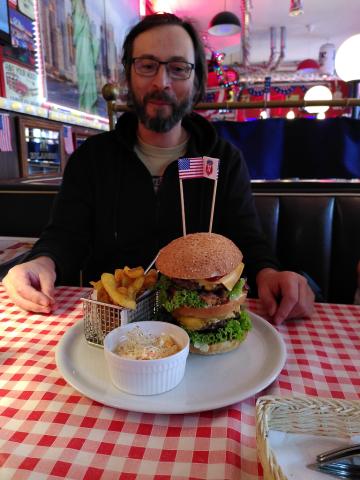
187, 310, 252, 346
157, 274, 206, 312
228, 277, 245, 300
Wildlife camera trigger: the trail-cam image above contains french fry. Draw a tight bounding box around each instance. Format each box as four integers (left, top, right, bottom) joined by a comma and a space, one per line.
127, 276, 145, 299
101, 273, 136, 309
90, 279, 103, 291
121, 272, 131, 287
114, 269, 124, 283
97, 287, 112, 304
116, 286, 128, 295
124, 266, 144, 279
91, 265, 158, 309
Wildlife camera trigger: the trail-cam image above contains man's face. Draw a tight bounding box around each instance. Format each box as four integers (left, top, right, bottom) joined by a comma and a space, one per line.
129, 25, 196, 133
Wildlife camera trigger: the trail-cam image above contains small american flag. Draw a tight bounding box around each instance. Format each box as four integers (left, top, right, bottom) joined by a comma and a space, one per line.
0, 114, 12, 152
178, 157, 204, 179
63, 125, 74, 155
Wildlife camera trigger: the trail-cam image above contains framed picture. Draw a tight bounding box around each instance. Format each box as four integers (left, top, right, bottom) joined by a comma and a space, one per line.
17, 117, 65, 178
1, 57, 38, 102
38, 0, 140, 117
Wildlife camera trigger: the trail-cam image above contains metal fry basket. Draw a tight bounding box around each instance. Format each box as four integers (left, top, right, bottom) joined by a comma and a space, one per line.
82, 290, 159, 347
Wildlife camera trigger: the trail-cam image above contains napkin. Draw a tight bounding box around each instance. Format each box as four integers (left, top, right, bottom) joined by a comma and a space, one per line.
268, 430, 360, 479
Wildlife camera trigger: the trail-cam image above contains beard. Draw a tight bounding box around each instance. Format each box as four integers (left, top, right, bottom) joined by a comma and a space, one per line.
128, 88, 194, 133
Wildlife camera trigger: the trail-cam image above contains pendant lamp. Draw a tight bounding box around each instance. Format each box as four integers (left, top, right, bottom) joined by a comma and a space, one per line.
208, 10, 241, 36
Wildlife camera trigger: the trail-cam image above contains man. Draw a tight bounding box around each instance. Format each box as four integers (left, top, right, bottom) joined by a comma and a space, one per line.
3, 13, 314, 324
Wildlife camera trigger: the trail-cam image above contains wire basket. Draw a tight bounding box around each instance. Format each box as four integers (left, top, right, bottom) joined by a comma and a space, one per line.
82, 290, 159, 347
256, 395, 360, 480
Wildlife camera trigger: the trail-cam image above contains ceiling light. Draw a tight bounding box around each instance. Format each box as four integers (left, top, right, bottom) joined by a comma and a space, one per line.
208, 11, 241, 36
289, 0, 304, 17
335, 34, 360, 81
304, 85, 332, 114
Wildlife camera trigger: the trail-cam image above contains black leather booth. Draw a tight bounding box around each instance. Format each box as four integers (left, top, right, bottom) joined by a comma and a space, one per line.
253, 182, 360, 304
1, 181, 359, 304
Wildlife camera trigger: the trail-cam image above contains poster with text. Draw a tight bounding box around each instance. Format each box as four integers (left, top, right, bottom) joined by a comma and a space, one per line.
2, 60, 39, 102
9, 7, 36, 68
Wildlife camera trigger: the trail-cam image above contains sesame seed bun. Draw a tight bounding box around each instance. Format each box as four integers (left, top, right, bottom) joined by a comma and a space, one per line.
156, 232, 243, 279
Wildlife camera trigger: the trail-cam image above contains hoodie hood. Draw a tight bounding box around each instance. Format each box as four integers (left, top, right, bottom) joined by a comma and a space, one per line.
114, 110, 219, 157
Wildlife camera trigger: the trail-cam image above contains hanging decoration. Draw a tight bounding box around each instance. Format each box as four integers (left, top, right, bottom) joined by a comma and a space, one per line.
211, 51, 227, 86
273, 85, 307, 95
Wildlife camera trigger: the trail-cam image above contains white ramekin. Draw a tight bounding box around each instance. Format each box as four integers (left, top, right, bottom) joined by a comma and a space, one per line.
103, 321, 190, 395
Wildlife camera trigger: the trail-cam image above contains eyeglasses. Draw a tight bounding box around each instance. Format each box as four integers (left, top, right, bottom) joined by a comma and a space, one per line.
132, 57, 195, 80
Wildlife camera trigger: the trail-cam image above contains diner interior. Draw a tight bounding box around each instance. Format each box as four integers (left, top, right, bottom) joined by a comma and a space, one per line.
0, 1, 359, 479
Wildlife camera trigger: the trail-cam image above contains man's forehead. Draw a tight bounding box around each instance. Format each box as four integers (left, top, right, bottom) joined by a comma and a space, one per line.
132, 25, 195, 61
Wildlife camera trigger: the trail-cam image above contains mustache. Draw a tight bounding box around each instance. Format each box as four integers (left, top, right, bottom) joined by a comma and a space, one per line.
144, 91, 176, 104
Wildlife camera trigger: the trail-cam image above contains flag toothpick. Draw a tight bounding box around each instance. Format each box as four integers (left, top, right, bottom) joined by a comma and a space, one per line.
178, 156, 220, 236
203, 156, 220, 233
179, 178, 187, 236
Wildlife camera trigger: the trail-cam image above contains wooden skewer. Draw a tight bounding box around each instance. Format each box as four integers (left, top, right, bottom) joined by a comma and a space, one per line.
179, 178, 186, 236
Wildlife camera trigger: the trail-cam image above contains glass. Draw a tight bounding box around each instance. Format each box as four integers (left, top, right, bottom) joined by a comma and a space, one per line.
132, 57, 194, 80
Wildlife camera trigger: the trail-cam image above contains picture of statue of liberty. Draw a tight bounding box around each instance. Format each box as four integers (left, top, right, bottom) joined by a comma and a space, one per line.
72, 0, 100, 113
38, 0, 139, 117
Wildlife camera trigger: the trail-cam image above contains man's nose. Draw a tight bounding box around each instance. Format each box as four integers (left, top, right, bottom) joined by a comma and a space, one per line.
152, 64, 171, 88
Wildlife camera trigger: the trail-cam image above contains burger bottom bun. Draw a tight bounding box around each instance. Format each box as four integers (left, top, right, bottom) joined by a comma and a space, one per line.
190, 334, 248, 355
173, 293, 247, 320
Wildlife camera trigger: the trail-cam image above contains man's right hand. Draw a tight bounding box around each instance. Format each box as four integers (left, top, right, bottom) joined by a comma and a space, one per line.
2, 256, 57, 313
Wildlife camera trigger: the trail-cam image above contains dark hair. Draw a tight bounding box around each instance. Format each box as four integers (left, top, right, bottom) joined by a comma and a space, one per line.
122, 13, 207, 104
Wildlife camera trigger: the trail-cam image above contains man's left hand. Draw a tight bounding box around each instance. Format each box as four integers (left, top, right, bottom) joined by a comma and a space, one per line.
256, 268, 315, 324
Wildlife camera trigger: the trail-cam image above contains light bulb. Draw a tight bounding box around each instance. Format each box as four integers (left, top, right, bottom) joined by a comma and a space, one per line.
335, 34, 360, 81
259, 110, 268, 119
286, 110, 295, 119
304, 85, 332, 113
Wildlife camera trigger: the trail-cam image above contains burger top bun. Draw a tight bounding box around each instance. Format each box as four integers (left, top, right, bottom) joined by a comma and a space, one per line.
156, 232, 243, 279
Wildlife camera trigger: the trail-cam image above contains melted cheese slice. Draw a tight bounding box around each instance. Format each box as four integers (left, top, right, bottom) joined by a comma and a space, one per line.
197, 262, 244, 291
219, 262, 244, 291
177, 316, 204, 331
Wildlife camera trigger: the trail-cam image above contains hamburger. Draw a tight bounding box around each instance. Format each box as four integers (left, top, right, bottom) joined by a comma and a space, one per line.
155, 232, 251, 355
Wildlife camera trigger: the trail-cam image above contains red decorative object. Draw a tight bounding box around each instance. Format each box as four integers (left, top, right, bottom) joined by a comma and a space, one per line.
296, 58, 320, 73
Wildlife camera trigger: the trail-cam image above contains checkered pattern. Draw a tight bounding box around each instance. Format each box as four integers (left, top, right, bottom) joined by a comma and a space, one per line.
1, 286, 359, 480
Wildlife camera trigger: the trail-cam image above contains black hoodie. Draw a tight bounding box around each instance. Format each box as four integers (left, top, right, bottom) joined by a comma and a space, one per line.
28, 111, 280, 287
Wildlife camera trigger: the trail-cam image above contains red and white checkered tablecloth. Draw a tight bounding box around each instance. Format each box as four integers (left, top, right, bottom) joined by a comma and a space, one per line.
0, 285, 359, 480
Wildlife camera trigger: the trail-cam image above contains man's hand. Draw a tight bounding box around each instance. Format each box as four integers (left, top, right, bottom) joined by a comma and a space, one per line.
256, 268, 315, 324
2, 256, 57, 313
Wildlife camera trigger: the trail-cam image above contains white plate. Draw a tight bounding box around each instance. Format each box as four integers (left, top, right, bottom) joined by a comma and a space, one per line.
56, 312, 286, 414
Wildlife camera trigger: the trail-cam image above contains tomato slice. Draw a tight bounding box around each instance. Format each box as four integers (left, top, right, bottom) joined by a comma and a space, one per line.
204, 275, 223, 282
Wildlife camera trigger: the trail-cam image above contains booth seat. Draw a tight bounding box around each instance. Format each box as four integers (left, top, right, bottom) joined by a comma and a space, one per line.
253, 182, 360, 304
0, 182, 359, 304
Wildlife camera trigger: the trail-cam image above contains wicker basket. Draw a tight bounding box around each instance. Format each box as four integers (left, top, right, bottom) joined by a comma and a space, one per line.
256, 395, 360, 480
82, 290, 159, 347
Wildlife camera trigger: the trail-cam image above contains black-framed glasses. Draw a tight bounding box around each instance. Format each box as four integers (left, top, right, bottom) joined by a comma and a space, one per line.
132, 57, 195, 80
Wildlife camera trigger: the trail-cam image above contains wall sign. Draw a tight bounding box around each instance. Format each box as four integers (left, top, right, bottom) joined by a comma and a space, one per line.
3, 60, 38, 102
18, 0, 35, 20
